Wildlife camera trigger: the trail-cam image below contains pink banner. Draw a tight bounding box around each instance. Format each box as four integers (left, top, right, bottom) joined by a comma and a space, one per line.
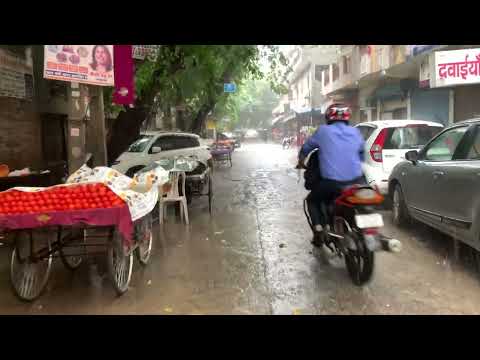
113, 45, 135, 106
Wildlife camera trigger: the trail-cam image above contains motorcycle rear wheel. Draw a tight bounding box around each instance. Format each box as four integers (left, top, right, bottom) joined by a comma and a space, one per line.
344, 232, 375, 286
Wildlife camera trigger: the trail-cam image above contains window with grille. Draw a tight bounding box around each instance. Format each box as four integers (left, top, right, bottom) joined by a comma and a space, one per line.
332, 63, 340, 81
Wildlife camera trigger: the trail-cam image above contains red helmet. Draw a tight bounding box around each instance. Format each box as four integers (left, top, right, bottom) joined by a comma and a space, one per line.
325, 103, 351, 122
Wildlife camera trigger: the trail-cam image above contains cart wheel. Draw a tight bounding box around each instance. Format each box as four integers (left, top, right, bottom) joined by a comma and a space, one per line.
10, 230, 53, 302
136, 214, 153, 266
208, 175, 213, 215
59, 229, 85, 271
107, 231, 133, 296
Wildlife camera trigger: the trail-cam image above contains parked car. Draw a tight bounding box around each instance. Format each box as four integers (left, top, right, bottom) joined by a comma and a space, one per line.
245, 129, 259, 139
355, 120, 443, 195
388, 119, 480, 251
112, 131, 212, 177
199, 137, 215, 149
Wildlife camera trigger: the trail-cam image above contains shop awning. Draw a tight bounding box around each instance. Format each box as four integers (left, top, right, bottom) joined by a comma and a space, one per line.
271, 115, 284, 126
282, 114, 296, 123
291, 105, 324, 115
291, 105, 312, 114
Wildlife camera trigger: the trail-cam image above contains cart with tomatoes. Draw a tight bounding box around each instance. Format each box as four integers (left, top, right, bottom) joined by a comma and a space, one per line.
0, 164, 170, 302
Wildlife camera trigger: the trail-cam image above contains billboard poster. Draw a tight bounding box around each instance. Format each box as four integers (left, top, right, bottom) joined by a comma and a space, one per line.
44, 45, 114, 86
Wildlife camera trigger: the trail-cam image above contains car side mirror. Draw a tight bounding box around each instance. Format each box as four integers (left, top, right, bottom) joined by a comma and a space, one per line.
405, 150, 419, 164
151, 146, 162, 154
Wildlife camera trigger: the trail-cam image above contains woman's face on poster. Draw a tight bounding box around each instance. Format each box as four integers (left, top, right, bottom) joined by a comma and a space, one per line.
95, 46, 109, 67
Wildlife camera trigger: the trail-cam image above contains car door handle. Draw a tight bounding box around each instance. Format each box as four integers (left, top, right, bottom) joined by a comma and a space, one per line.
432, 171, 445, 177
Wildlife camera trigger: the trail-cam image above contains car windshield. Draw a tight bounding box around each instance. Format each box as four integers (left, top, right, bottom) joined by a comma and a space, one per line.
384, 126, 443, 150
127, 135, 153, 153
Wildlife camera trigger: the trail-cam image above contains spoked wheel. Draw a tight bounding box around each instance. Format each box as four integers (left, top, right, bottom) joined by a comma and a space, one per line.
107, 230, 133, 296
10, 229, 53, 302
344, 231, 375, 286
59, 228, 86, 270
135, 214, 153, 266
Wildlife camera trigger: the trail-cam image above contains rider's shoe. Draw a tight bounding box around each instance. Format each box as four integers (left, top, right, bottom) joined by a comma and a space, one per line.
311, 225, 325, 247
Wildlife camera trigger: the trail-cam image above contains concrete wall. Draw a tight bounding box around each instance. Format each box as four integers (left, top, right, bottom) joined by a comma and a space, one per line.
0, 97, 42, 170
32, 46, 69, 115
0, 46, 44, 170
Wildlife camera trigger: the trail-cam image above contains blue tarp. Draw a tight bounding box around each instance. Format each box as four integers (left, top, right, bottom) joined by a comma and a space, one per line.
408, 45, 439, 57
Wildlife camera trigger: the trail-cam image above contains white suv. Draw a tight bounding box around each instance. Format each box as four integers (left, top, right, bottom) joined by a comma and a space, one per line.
355, 120, 443, 194
112, 131, 212, 177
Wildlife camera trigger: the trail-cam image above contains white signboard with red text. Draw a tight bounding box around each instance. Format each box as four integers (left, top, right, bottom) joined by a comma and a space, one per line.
433, 48, 480, 88
44, 45, 114, 86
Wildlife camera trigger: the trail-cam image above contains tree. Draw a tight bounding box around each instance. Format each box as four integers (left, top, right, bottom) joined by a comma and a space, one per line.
213, 78, 280, 131
105, 45, 290, 165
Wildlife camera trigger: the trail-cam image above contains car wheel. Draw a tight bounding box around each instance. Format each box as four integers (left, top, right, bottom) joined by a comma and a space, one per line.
392, 184, 411, 226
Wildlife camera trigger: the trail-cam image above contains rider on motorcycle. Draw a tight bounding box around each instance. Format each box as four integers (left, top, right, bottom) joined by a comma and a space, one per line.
298, 103, 365, 247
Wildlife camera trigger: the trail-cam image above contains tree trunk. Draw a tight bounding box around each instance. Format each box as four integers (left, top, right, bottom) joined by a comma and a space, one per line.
106, 106, 149, 166
190, 101, 215, 134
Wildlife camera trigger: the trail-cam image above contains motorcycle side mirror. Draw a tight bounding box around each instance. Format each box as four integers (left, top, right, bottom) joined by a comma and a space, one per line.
405, 150, 419, 164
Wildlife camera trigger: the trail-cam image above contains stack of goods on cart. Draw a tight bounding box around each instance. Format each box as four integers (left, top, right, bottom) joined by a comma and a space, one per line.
0, 183, 124, 216
0, 164, 170, 242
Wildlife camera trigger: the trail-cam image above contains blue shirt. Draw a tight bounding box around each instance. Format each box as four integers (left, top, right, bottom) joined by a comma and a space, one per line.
300, 122, 365, 182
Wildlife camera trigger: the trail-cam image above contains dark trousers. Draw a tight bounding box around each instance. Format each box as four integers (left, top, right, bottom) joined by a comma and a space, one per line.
306, 176, 366, 228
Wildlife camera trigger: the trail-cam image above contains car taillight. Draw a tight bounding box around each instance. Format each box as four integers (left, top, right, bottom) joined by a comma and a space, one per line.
370, 129, 387, 163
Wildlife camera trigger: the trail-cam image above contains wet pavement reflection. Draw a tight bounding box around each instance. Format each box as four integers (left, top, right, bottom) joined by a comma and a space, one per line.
1, 142, 480, 314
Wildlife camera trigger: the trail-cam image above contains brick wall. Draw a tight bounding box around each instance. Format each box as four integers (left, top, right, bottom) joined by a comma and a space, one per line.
0, 97, 42, 170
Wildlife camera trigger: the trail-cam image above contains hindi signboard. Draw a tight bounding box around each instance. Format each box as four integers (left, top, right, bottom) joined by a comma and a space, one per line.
44, 45, 114, 86
433, 48, 480, 88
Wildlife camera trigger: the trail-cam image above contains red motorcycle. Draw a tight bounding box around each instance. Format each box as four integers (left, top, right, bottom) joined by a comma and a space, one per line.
303, 181, 402, 286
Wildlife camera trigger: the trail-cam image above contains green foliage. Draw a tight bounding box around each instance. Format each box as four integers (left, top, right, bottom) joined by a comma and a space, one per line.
214, 77, 280, 130
104, 45, 291, 131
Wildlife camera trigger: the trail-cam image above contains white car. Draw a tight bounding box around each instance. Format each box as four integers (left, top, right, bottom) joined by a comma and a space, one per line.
355, 120, 443, 195
112, 131, 212, 177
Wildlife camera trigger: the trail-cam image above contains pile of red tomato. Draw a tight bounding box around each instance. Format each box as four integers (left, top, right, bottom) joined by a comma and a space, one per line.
0, 183, 125, 215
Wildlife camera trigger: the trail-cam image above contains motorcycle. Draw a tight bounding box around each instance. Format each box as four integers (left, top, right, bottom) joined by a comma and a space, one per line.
298, 156, 402, 286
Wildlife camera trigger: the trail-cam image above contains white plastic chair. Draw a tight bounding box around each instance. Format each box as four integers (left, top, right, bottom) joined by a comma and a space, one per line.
159, 171, 189, 225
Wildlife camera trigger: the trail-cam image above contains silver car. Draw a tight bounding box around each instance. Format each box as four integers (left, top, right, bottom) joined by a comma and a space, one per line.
388, 119, 480, 251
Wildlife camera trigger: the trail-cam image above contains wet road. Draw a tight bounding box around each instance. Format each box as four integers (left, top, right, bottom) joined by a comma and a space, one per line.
2, 142, 480, 314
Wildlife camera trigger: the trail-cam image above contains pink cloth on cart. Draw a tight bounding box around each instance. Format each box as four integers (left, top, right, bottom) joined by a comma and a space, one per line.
0, 205, 134, 247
